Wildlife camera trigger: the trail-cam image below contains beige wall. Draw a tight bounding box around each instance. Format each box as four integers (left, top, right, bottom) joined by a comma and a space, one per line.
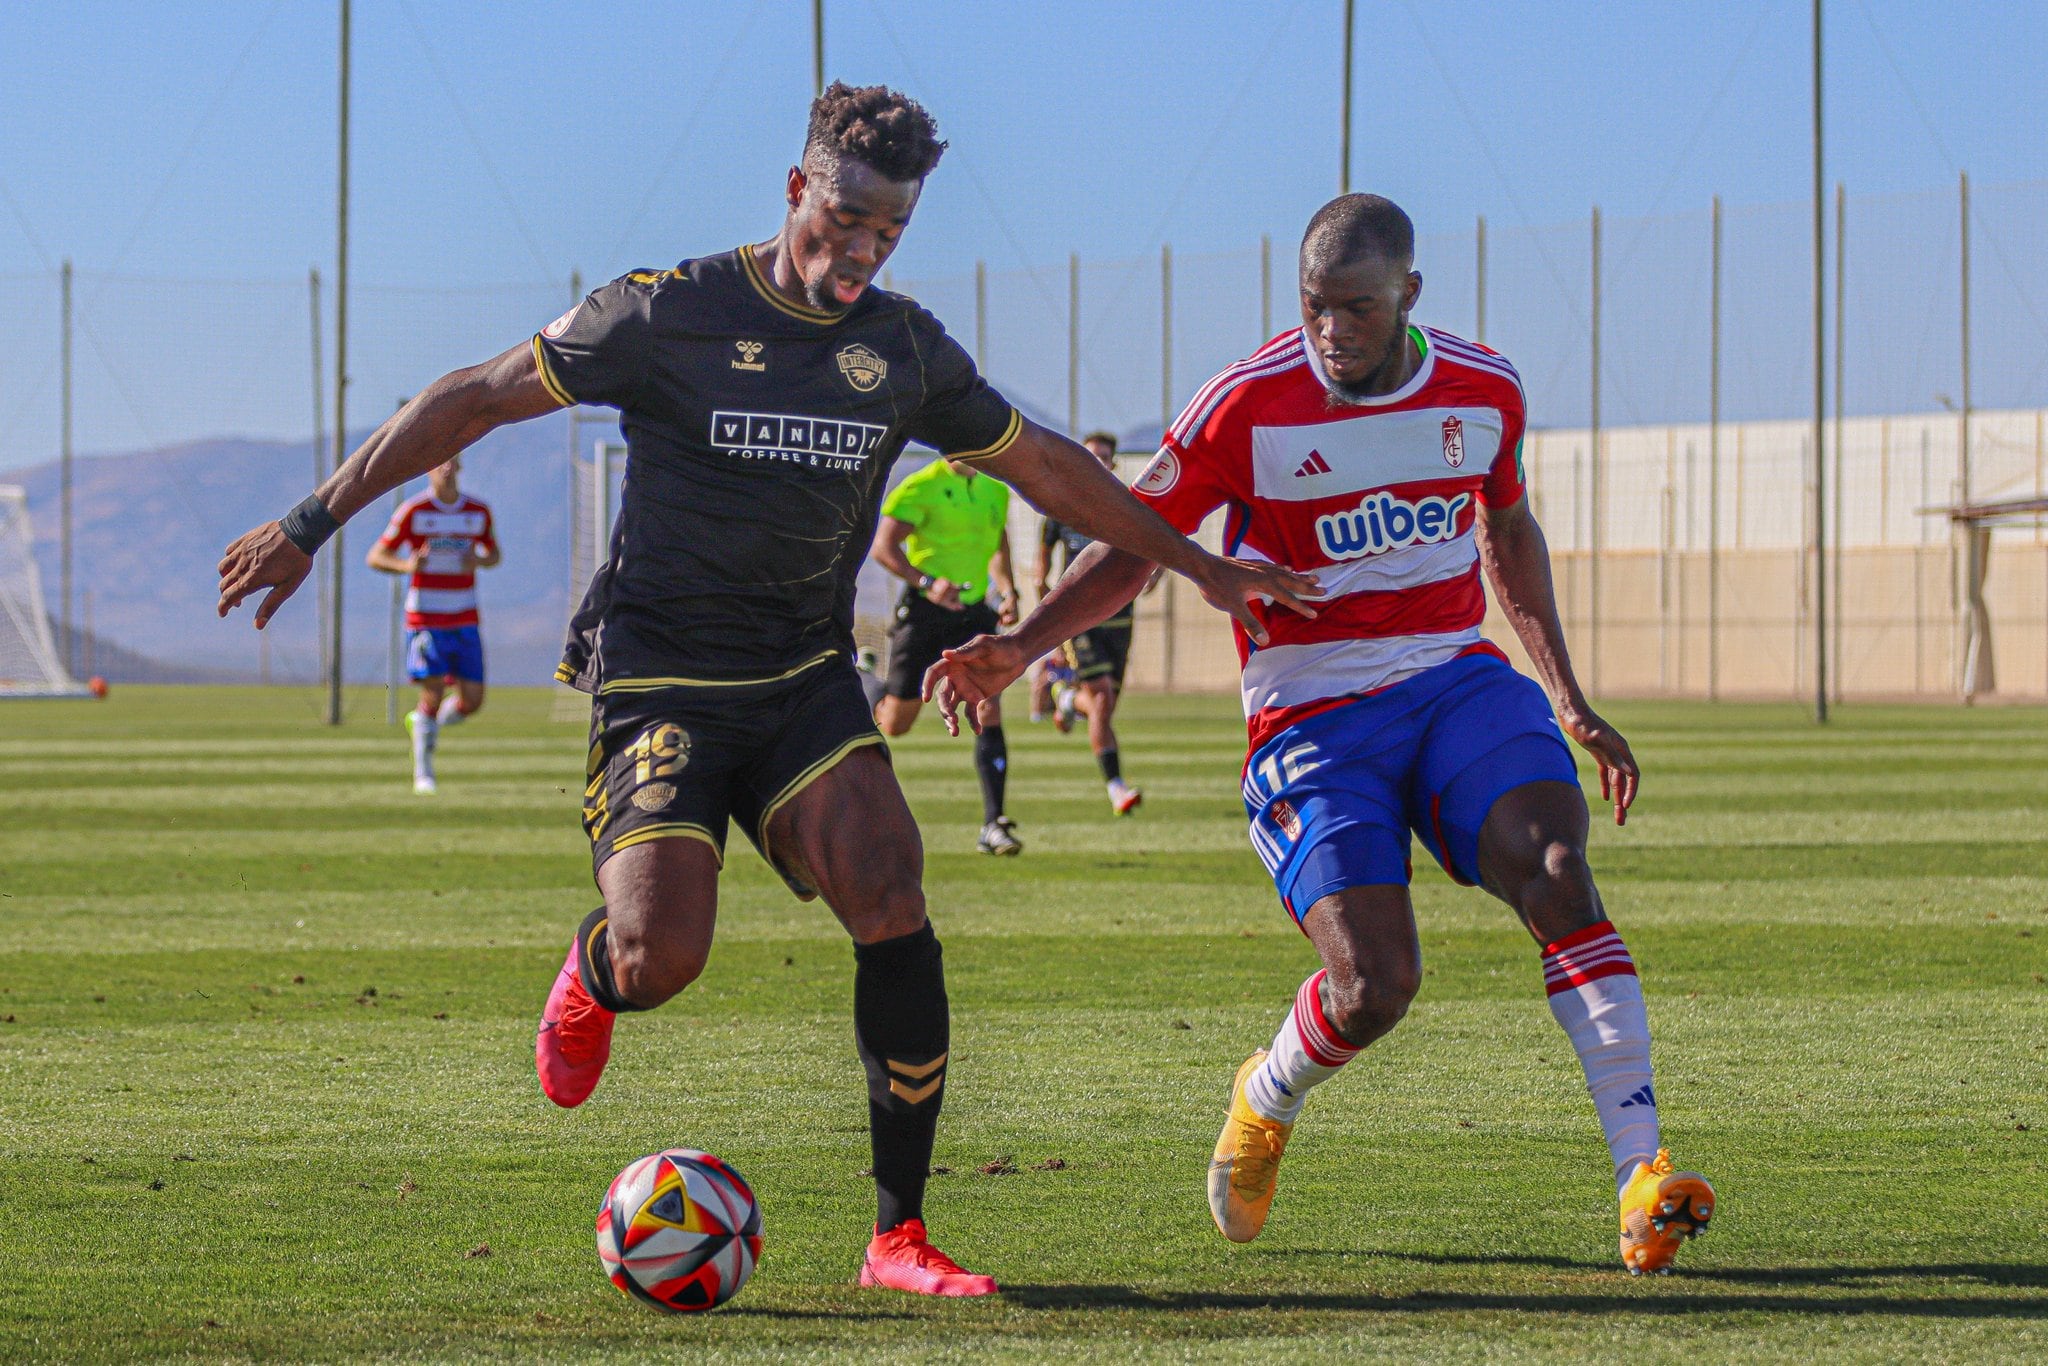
959, 421, 2048, 704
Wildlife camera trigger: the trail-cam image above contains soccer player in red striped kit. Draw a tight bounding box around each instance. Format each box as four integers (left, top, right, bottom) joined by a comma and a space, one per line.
925, 194, 1716, 1275
366, 456, 498, 793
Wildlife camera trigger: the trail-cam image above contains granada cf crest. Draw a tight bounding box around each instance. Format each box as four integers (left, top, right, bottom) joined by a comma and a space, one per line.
1442, 415, 1466, 468
1270, 798, 1302, 839
836, 343, 888, 392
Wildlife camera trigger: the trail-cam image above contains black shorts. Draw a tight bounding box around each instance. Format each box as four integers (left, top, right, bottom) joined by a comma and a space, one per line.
883, 591, 1000, 699
1065, 617, 1133, 687
581, 657, 884, 899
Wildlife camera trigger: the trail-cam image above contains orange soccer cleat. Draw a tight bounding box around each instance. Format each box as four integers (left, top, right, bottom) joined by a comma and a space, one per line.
536, 937, 616, 1108
1618, 1149, 1716, 1275
858, 1219, 999, 1297
1208, 1051, 1293, 1243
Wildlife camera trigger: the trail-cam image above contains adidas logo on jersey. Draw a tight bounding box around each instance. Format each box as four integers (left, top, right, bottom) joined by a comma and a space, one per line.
1293, 450, 1333, 478
1314, 489, 1471, 560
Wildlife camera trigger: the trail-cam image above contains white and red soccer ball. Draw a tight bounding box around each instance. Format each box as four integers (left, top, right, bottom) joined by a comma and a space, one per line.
597, 1149, 762, 1312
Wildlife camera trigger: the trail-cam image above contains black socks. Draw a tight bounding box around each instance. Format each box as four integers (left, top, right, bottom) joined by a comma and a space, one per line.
853, 922, 949, 1232
973, 726, 1008, 825
574, 905, 647, 1013
1096, 746, 1122, 784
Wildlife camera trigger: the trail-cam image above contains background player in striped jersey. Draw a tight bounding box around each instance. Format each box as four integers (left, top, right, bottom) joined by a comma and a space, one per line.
924, 194, 1716, 1275
366, 456, 498, 793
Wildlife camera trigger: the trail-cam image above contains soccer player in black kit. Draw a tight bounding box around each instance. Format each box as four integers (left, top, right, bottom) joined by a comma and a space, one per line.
218, 83, 1318, 1296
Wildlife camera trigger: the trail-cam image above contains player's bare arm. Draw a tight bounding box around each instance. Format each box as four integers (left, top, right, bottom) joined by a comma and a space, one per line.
465, 542, 502, 571
1476, 494, 1638, 823
869, 514, 963, 610
969, 417, 1321, 642
216, 342, 557, 627
363, 542, 417, 575
922, 539, 1152, 733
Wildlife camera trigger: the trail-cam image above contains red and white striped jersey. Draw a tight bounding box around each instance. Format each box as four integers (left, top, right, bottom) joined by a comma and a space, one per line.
1134, 325, 1526, 750
375, 492, 496, 629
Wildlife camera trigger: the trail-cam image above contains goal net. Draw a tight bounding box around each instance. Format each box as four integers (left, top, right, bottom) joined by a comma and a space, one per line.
546, 431, 911, 721
0, 486, 88, 697
550, 433, 626, 722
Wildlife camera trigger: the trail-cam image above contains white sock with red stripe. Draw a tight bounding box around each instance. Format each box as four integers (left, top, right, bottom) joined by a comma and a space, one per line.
1541, 919, 1659, 1195
436, 694, 469, 726
1242, 970, 1360, 1124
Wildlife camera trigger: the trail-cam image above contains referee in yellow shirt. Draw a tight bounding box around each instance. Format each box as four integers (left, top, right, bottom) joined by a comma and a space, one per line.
870, 455, 1022, 855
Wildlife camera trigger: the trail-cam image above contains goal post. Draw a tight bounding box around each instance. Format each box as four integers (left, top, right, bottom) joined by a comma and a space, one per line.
0, 486, 89, 698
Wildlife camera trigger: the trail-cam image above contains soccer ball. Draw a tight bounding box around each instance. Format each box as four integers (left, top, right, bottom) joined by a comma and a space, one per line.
597, 1149, 762, 1312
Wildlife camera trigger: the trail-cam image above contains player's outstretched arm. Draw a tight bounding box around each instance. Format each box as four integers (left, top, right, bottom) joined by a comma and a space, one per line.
1477, 496, 1639, 824
922, 538, 1153, 736
217, 343, 559, 628
969, 418, 1320, 644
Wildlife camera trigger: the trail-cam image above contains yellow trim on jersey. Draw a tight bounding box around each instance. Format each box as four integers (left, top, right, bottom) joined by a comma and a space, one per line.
594, 648, 841, 695
609, 822, 726, 862
945, 408, 1023, 464
738, 243, 844, 325
531, 335, 575, 407
753, 731, 888, 884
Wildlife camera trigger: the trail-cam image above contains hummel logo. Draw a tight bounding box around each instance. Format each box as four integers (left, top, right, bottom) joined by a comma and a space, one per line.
1618, 1084, 1657, 1110
1293, 449, 1333, 478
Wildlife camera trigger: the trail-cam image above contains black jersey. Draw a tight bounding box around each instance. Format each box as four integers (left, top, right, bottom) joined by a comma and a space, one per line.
1041, 516, 1135, 624
539, 246, 1021, 690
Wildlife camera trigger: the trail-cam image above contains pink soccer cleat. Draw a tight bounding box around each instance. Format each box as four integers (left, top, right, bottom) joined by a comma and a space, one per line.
536, 937, 615, 1108
858, 1220, 999, 1297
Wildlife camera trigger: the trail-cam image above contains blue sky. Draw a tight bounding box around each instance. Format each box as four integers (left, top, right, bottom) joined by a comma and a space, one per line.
2, 0, 2045, 464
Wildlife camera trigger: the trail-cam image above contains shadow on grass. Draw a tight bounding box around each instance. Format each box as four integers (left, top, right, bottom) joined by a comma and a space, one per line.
1002, 1263, 2048, 1320
1262, 1249, 2048, 1290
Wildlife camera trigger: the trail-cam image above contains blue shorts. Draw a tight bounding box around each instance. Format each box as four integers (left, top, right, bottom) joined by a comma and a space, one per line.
406, 626, 485, 683
1241, 652, 1578, 920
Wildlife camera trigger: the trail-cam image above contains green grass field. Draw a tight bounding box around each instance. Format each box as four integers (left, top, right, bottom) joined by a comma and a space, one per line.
3, 684, 2044, 1362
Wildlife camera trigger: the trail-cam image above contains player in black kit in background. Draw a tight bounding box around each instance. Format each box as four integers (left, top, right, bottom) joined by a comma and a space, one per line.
217, 82, 1321, 1297
1038, 432, 1156, 816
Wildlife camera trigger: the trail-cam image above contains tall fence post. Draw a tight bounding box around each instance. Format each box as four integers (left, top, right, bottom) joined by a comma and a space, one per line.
1066, 253, 1079, 438
1708, 196, 1721, 700
1810, 0, 1828, 721
563, 270, 582, 618
310, 267, 327, 690
1160, 245, 1174, 442
1259, 234, 1272, 341
1832, 184, 1846, 701
1957, 169, 1983, 700
59, 259, 73, 674
1589, 206, 1602, 693
1475, 214, 1487, 345
1161, 243, 1177, 693
1959, 171, 1972, 506
974, 259, 987, 367
328, 0, 351, 726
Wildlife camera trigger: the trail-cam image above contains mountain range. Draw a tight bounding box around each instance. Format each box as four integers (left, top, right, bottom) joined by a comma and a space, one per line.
13, 397, 1097, 686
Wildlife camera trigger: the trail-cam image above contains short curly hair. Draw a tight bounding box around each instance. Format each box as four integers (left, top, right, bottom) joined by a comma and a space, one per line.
805, 81, 948, 183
